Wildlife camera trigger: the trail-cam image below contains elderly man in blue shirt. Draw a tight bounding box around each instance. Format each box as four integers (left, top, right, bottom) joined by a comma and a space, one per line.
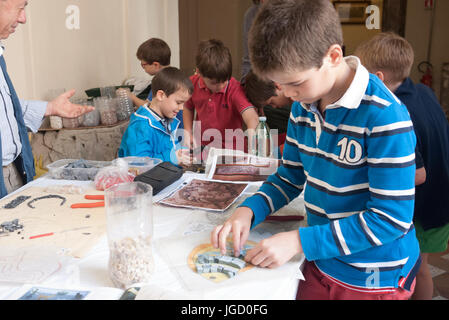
0, 0, 94, 198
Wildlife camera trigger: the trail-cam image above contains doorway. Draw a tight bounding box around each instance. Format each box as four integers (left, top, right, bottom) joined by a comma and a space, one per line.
178, 0, 253, 79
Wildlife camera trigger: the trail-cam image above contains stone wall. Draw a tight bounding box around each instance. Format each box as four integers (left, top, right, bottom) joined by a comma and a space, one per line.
30, 121, 129, 169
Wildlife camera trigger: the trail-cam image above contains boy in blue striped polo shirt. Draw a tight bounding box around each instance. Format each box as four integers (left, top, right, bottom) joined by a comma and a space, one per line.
211, 0, 420, 300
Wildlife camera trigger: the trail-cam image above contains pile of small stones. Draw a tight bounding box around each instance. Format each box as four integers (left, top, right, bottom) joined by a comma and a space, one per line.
1, 219, 23, 233
3, 196, 31, 209
59, 159, 106, 181
108, 236, 154, 289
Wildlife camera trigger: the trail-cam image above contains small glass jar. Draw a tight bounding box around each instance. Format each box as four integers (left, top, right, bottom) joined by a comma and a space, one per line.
95, 97, 118, 126
50, 116, 63, 129
82, 109, 100, 127
62, 117, 80, 129
105, 182, 154, 289
82, 101, 100, 127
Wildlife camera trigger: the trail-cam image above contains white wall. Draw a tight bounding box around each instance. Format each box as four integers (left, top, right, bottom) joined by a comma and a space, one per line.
126, 0, 180, 80
2, 0, 179, 101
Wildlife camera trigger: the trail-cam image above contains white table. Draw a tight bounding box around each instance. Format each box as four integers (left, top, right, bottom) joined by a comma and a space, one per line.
0, 172, 306, 300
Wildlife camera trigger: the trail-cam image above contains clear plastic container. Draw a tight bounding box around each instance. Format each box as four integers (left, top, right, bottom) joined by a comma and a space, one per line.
82, 100, 101, 127
116, 88, 134, 121
62, 117, 81, 129
112, 157, 162, 176
82, 109, 100, 127
105, 182, 154, 289
49, 116, 63, 129
95, 97, 118, 126
46, 159, 112, 180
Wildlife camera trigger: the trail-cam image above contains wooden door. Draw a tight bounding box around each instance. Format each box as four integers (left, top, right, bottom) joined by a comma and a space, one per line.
382, 0, 408, 36
178, 0, 253, 79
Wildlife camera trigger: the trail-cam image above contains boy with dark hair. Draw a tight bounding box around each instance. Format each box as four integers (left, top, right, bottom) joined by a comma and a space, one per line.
212, 0, 420, 300
183, 39, 259, 155
124, 38, 186, 128
129, 38, 171, 107
355, 32, 449, 300
118, 67, 193, 166
136, 38, 171, 70
243, 70, 292, 154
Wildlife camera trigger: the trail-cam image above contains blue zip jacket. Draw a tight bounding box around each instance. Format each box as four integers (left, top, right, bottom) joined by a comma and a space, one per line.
240, 57, 420, 290
118, 105, 182, 165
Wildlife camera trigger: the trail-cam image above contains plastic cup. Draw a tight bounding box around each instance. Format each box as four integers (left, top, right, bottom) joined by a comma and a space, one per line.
105, 182, 154, 289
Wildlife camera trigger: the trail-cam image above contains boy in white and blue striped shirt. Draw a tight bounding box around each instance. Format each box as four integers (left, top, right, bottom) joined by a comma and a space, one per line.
211, 0, 420, 299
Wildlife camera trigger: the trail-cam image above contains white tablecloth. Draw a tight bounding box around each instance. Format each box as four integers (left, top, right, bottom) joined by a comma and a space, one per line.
0, 172, 306, 300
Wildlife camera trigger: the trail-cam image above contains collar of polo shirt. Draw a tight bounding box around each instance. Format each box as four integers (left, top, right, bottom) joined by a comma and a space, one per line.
301, 56, 370, 112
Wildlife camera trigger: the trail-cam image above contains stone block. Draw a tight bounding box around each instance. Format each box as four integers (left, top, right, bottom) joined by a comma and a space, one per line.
30, 121, 129, 169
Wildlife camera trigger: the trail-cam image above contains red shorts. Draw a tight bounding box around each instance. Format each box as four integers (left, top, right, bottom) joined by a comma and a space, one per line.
296, 261, 416, 300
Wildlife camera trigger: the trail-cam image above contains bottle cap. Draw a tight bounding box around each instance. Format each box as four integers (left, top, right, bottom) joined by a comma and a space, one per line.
259, 117, 267, 121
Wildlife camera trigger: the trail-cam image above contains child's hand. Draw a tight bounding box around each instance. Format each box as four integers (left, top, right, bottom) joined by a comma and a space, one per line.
176, 149, 192, 167
244, 230, 303, 269
211, 207, 254, 257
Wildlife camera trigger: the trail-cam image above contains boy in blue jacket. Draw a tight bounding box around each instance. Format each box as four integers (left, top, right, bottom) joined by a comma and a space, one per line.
119, 67, 193, 166
212, 0, 420, 300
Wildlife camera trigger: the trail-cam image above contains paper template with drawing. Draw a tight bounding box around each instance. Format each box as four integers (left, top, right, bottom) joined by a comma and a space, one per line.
0, 186, 106, 258
207, 155, 280, 182
159, 179, 248, 211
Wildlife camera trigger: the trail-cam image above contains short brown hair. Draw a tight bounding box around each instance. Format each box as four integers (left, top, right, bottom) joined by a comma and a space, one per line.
151, 67, 194, 97
136, 38, 171, 66
249, 0, 343, 77
243, 70, 276, 109
355, 32, 415, 83
196, 39, 232, 82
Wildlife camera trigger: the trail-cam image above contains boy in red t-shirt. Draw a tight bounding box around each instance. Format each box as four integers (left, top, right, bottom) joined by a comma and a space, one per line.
183, 39, 259, 157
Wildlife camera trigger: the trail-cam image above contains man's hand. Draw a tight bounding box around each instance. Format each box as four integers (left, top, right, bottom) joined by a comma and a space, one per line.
45, 89, 95, 118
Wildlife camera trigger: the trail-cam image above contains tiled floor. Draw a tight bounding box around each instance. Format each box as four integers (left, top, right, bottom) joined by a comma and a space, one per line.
429, 245, 449, 300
